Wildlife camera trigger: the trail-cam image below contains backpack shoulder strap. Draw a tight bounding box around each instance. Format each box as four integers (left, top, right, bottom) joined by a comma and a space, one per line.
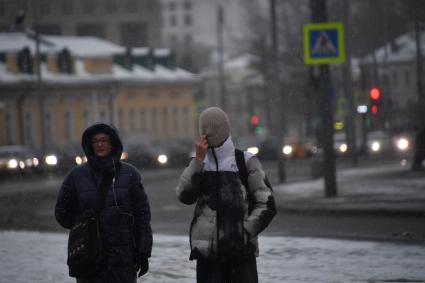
235, 148, 249, 190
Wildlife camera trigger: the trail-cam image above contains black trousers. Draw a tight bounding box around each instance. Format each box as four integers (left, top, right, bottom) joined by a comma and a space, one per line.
196, 256, 258, 283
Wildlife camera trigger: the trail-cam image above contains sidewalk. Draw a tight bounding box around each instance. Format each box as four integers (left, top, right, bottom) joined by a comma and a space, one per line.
1, 230, 424, 283
273, 162, 425, 216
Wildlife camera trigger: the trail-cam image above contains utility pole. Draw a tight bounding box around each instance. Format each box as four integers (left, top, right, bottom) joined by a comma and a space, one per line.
270, 0, 286, 182
342, 0, 358, 166
32, 0, 46, 152
217, 4, 226, 111
310, 0, 337, 197
415, 21, 424, 125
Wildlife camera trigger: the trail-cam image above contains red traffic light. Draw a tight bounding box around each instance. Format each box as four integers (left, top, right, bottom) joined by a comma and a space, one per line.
371, 104, 378, 115
250, 115, 259, 126
369, 87, 381, 100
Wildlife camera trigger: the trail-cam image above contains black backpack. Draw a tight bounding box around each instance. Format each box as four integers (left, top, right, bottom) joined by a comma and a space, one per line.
235, 149, 273, 213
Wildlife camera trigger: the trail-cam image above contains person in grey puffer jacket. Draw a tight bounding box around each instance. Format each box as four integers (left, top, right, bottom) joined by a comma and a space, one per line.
176, 107, 276, 283
55, 123, 152, 283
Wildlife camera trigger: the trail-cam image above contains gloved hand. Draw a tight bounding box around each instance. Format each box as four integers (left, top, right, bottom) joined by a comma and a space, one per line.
137, 258, 149, 277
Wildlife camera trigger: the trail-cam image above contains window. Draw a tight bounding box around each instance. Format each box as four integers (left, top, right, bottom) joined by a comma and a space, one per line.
129, 109, 136, 130
140, 109, 147, 131
5, 112, 14, 144
405, 70, 410, 86
170, 15, 177, 27
120, 22, 147, 47
118, 109, 124, 131
173, 107, 179, 133
0, 1, 5, 16
125, 0, 138, 13
392, 70, 398, 87
184, 14, 192, 26
77, 24, 105, 38
40, 0, 51, 16
162, 108, 168, 133
100, 110, 107, 121
44, 111, 52, 143
105, 0, 117, 13
82, 110, 90, 129
36, 24, 61, 35
62, 0, 73, 15
183, 1, 192, 10
183, 107, 190, 134
24, 112, 34, 145
82, 0, 95, 14
64, 111, 72, 141
169, 1, 176, 11
184, 34, 192, 45
151, 108, 158, 132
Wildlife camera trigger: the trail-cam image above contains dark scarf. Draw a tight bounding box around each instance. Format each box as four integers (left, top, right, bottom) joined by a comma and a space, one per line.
87, 154, 120, 174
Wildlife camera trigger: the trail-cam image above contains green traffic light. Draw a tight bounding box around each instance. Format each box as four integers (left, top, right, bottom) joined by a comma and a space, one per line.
255, 126, 263, 135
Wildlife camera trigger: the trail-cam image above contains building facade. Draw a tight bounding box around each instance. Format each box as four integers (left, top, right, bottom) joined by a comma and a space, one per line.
159, 0, 265, 70
0, 0, 161, 48
0, 33, 196, 153
359, 30, 425, 131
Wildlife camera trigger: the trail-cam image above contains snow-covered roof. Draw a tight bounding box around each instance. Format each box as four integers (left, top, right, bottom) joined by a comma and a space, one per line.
43, 35, 125, 57
224, 53, 258, 70
0, 33, 196, 85
0, 32, 57, 53
360, 31, 425, 64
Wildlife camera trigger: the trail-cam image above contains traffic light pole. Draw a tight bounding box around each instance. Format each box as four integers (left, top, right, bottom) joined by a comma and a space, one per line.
342, 0, 358, 166
270, 0, 286, 183
310, 0, 337, 197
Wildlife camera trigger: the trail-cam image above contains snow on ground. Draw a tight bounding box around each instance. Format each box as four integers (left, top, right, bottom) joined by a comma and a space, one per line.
0, 231, 424, 283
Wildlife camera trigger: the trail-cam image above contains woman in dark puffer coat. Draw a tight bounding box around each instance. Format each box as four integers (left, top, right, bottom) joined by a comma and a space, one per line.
55, 123, 152, 283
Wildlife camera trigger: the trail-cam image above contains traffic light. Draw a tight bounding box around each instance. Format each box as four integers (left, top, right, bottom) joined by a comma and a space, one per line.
249, 115, 263, 136
368, 87, 381, 115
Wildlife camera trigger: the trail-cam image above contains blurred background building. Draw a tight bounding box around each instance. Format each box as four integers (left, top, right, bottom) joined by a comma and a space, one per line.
0, 0, 161, 48
0, 33, 196, 153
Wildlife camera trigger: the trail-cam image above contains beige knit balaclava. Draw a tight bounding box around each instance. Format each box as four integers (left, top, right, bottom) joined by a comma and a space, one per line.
199, 107, 230, 148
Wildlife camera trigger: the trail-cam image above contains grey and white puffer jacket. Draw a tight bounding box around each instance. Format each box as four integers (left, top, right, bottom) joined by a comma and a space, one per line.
176, 137, 276, 262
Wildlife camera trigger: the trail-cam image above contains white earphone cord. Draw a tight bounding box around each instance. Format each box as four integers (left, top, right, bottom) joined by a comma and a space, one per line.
112, 158, 134, 224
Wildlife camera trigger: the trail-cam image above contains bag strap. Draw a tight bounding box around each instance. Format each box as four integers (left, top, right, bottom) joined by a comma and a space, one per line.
235, 148, 249, 190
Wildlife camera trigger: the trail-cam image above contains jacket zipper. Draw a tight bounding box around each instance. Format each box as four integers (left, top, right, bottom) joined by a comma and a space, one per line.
211, 148, 220, 260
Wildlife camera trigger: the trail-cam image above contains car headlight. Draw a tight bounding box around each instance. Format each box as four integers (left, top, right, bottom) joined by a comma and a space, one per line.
157, 154, 168, 164
32, 158, 39, 167
7, 159, 18, 169
396, 138, 409, 151
339, 143, 348, 153
121, 152, 128, 160
19, 161, 25, 169
247, 147, 259, 155
75, 156, 83, 165
282, 145, 293, 155
25, 158, 33, 167
370, 141, 381, 152
45, 155, 58, 166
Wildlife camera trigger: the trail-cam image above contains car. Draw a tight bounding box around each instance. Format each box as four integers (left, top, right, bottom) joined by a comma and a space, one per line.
151, 139, 193, 168
366, 130, 393, 155
0, 145, 40, 175
282, 137, 318, 160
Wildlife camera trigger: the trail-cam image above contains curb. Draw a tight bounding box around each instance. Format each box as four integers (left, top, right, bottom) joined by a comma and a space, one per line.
278, 204, 425, 217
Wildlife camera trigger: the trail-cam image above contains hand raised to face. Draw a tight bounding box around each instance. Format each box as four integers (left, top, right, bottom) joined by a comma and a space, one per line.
195, 135, 209, 162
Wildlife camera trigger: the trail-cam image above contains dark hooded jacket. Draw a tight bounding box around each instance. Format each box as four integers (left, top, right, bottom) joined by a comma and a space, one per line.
55, 123, 152, 282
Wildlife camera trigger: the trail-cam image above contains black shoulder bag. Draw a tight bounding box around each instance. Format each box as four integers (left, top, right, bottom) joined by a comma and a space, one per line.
67, 181, 109, 278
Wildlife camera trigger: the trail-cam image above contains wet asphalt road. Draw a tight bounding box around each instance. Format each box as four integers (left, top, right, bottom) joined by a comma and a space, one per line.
0, 157, 423, 244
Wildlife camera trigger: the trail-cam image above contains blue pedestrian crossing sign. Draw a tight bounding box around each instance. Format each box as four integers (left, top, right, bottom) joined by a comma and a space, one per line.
303, 22, 345, 65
